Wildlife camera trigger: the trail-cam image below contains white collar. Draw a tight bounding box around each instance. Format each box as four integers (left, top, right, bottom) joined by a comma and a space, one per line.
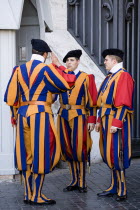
31, 54, 45, 63
110, 62, 123, 74
73, 67, 79, 75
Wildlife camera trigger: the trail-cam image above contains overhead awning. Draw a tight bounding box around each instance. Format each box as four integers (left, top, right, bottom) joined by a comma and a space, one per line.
0, 0, 24, 29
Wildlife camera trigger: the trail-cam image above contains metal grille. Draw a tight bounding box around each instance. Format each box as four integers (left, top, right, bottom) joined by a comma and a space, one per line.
68, 0, 140, 155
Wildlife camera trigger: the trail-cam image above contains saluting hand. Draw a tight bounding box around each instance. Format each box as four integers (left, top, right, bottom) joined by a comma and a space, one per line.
51, 52, 61, 67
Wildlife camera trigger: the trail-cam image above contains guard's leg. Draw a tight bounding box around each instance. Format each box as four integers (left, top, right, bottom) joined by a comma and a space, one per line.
97, 169, 117, 197
57, 116, 72, 161
116, 169, 127, 201
104, 169, 118, 193
77, 162, 87, 193
16, 115, 33, 203
68, 161, 79, 186
31, 174, 56, 205
22, 165, 32, 203
63, 161, 79, 192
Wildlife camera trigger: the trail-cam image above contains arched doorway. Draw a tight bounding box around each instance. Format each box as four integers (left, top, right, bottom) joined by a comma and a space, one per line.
16, 0, 40, 65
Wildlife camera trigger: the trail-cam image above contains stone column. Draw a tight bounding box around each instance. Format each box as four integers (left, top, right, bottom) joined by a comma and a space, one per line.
0, 30, 17, 175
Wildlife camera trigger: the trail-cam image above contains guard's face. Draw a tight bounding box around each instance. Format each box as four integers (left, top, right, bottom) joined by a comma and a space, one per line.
66, 57, 80, 71
104, 55, 116, 71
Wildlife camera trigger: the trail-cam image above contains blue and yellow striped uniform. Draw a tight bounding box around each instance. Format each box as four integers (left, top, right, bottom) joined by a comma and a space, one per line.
57, 70, 97, 189
4, 59, 76, 203
97, 68, 134, 196
4, 60, 74, 174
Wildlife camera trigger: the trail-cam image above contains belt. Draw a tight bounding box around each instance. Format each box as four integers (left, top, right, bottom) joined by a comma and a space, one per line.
61, 104, 85, 110
20, 101, 51, 106
101, 103, 112, 108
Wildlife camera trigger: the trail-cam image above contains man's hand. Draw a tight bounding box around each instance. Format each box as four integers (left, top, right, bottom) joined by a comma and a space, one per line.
11, 117, 17, 127
110, 126, 117, 133
95, 122, 100, 132
51, 52, 61, 67
88, 123, 95, 132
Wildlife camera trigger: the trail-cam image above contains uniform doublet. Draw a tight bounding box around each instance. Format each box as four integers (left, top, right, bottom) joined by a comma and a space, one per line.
4, 60, 75, 174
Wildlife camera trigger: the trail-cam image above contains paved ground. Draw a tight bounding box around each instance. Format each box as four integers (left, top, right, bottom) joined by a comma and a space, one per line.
0, 158, 140, 210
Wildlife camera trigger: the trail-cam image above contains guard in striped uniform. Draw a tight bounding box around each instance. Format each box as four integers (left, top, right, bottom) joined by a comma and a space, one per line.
54, 50, 97, 193
4, 39, 76, 205
95, 49, 134, 201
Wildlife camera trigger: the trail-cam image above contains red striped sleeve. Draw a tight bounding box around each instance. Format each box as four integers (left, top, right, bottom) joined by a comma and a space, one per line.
51, 63, 76, 87
114, 72, 134, 108
88, 74, 97, 106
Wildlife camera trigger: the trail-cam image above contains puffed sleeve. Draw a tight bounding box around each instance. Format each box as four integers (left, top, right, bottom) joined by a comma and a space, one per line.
112, 72, 134, 128
4, 66, 20, 107
44, 64, 76, 93
51, 64, 75, 88
86, 74, 97, 124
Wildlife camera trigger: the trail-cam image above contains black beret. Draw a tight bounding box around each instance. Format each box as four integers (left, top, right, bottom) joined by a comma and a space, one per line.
102, 48, 124, 60
63, 49, 82, 63
31, 39, 52, 53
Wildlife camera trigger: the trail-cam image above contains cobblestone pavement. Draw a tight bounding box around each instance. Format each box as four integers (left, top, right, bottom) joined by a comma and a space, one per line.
0, 158, 140, 210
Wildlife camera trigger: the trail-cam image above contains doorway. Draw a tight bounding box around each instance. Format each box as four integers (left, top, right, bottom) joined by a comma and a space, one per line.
16, 0, 40, 65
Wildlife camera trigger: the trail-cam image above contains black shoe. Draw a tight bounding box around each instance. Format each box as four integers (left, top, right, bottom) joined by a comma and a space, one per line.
116, 195, 127, 202
78, 187, 87, 193
97, 191, 116, 197
63, 185, 78, 192
23, 200, 31, 204
30, 199, 56, 205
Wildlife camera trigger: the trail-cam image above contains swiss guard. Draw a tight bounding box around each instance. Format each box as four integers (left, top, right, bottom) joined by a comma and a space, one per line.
53, 49, 97, 193
4, 39, 76, 205
95, 48, 134, 201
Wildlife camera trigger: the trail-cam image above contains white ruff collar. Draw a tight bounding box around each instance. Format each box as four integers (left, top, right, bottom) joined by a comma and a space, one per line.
110, 62, 123, 74
31, 54, 45, 63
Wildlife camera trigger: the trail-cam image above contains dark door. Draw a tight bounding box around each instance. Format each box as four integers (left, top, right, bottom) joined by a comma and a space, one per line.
16, 0, 40, 65
67, 0, 140, 156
